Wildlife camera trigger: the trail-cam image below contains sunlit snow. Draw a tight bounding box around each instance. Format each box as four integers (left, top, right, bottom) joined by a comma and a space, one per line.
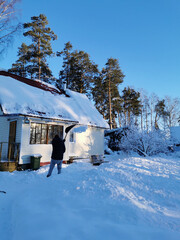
0, 153, 180, 240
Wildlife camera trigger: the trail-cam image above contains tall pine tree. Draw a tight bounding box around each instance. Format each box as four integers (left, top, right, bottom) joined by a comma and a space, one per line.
9, 43, 29, 77
57, 41, 73, 88
121, 87, 142, 126
92, 73, 108, 119
57, 42, 99, 98
23, 14, 57, 81
101, 58, 124, 129
154, 99, 168, 129
9, 14, 57, 82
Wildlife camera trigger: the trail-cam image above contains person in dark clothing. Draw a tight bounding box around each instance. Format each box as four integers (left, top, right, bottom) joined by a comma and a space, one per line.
47, 135, 66, 177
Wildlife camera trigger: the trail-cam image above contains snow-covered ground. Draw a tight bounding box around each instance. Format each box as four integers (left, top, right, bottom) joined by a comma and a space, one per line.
0, 153, 180, 240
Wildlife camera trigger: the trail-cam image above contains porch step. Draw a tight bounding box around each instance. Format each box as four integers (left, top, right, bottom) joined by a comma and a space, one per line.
0, 162, 18, 172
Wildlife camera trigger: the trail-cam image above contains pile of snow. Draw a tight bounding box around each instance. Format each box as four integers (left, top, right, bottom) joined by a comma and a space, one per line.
0, 75, 109, 128
0, 153, 180, 240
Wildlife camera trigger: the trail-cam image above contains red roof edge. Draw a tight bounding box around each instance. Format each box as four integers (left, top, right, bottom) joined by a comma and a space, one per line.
0, 71, 68, 96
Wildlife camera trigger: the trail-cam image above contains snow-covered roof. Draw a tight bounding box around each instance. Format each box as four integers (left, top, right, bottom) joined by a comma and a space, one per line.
0, 71, 109, 129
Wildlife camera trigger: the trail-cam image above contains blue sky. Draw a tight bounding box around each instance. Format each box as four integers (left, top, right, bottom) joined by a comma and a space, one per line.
1, 0, 180, 99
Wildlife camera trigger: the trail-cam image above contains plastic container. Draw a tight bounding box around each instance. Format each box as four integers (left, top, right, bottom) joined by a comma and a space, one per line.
30, 154, 42, 170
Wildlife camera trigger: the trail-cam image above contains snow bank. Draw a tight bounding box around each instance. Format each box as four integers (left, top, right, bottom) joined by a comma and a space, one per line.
0, 154, 179, 240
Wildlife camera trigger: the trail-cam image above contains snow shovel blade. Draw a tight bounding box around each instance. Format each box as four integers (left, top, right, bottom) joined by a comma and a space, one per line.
0, 191, 6, 194
65, 124, 76, 134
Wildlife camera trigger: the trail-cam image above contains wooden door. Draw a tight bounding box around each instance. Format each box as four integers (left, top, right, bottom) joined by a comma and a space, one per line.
8, 121, 17, 160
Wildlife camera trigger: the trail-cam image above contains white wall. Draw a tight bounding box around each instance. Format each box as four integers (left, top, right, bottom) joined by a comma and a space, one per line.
0, 116, 22, 160
0, 116, 9, 159
19, 121, 69, 164
0, 117, 9, 142
68, 127, 104, 158
0, 116, 105, 163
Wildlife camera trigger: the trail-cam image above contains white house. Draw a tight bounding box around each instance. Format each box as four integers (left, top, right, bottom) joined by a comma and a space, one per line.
0, 71, 109, 170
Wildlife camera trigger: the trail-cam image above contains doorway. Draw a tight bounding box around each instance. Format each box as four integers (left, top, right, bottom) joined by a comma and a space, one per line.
8, 121, 17, 160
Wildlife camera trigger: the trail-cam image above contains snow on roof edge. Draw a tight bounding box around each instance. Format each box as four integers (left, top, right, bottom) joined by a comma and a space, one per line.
0, 72, 109, 129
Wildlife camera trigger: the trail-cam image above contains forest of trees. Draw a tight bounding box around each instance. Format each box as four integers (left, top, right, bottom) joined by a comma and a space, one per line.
3, 13, 180, 130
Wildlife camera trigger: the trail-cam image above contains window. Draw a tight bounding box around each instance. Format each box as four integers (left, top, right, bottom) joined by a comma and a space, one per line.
30, 123, 63, 144
47, 125, 63, 144
69, 131, 75, 143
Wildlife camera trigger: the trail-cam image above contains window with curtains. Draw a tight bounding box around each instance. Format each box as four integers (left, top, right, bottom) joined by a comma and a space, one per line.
30, 123, 63, 144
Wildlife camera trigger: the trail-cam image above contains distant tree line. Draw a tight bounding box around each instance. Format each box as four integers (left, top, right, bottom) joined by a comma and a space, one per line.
6, 14, 180, 129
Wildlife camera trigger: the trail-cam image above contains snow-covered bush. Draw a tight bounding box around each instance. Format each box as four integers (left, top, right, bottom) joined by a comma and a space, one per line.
105, 127, 129, 152
105, 127, 172, 156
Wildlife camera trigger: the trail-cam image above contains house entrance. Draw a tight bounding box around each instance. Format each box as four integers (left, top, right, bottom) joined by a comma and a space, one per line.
8, 121, 17, 160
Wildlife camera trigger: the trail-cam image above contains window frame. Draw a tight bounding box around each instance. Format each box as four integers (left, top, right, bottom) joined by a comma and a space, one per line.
69, 131, 76, 143
30, 123, 63, 144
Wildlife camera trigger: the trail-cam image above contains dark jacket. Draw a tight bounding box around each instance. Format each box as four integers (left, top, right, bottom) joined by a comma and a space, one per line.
51, 135, 66, 160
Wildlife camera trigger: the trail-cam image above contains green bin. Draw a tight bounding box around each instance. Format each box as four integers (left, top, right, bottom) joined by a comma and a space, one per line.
30, 155, 42, 170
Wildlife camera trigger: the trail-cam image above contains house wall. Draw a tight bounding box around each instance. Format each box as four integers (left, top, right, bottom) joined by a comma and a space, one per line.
19, 120, 69, 165
19, 122, 52, 164
0, 116, 9, 159
0, 116, 22, 160
68, 127, 104, 158
0, 115, 105, 163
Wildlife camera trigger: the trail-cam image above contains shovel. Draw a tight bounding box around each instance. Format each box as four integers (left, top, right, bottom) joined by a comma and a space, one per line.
64, 124, 77, 140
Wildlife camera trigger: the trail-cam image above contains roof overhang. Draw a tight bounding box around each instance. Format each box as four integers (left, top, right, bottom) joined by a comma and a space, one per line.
0, 113, 109, 129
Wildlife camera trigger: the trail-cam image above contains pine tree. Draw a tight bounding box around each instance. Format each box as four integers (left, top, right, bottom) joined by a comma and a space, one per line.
57, 43, 98, 98
92, 73, 107, 119
121, 87, 141, 126
23, 14, 57, 81
57, 41, 73, 88
8, 43, 29, 77
154, 99, 168, 129
101, 58, 124, 129
111, 87, 122, 128
70, 50, 98, 96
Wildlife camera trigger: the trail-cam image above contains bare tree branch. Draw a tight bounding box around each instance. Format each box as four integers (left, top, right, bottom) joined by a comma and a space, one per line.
0, 0, 21, 55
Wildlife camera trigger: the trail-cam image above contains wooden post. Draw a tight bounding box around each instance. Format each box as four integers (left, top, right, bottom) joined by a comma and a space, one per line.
8, 144, 11, 162
16, 144, 20, 162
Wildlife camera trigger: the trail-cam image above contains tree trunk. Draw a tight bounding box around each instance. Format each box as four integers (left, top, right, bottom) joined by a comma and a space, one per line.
117, 110, 121, 127
155, 113, 158, 129
141, 111, 143, 130
151, 107, 153, 131
124, 111, 127, 126
146, 108, 148, 131
128, 110, 131, 125
38, 38, 41, 80
108, 76, 112, 129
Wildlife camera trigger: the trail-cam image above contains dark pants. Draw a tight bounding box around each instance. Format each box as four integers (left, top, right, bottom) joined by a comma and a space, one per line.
47, 159, 63, 176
